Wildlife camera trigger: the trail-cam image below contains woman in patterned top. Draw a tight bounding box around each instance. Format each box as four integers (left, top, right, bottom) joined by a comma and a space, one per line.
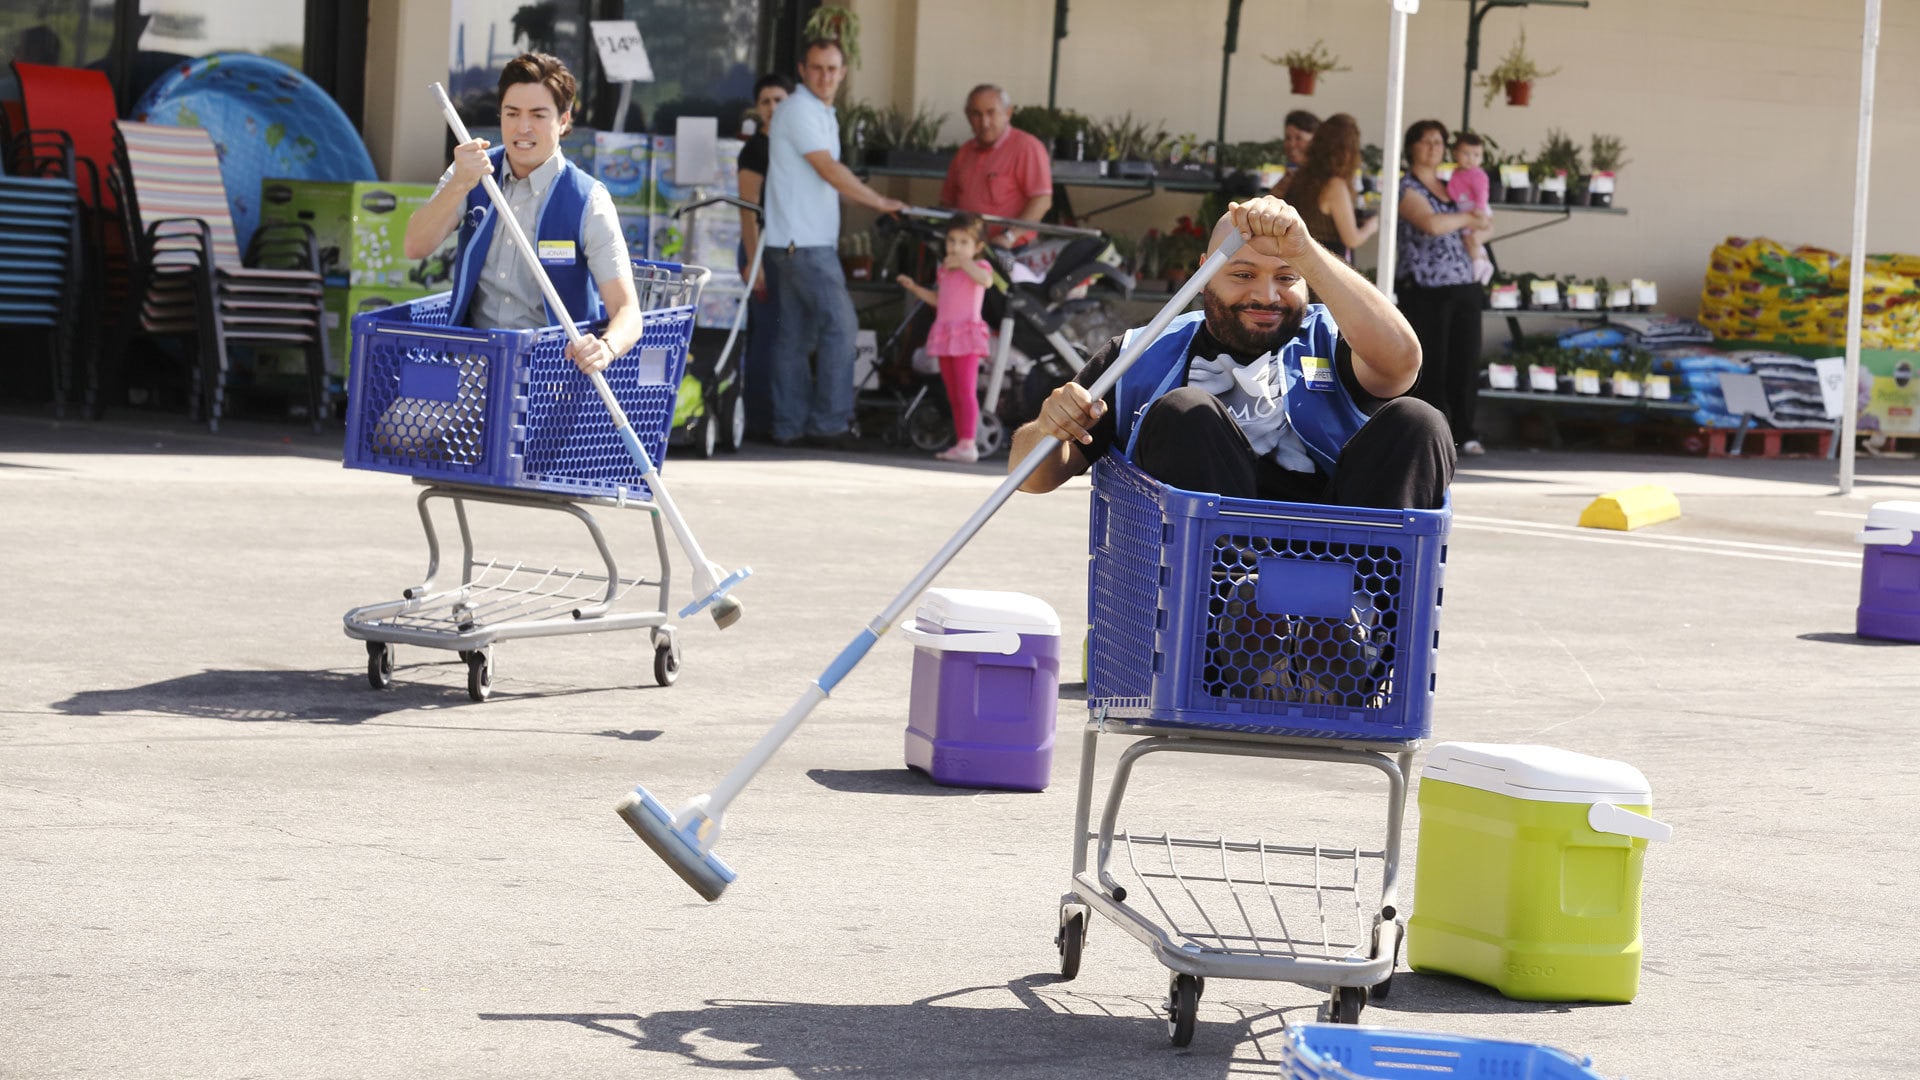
1395, 119, 1493, 455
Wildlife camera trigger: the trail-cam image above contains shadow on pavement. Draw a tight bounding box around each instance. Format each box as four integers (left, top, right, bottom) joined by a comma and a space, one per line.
1366, 971, 1618, 1018
50, 667, 663, 740
1796, 631, 1914, 648
806, 767, 986, 797
480, 977, 1319, 1076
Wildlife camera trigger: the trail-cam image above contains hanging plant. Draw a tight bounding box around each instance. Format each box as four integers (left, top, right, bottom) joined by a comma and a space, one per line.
1264, 40, 1350, 97
802, 6, 861, 69
1476, 28, 1559, 107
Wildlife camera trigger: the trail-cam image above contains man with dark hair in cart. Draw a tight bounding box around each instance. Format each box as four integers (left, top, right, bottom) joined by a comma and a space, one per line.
1011, 195, 1454, 511
404, 52, 638, 376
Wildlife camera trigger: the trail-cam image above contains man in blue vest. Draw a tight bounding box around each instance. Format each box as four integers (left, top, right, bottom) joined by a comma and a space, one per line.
1011, 196, 1453, 510
404, 52, 639, 375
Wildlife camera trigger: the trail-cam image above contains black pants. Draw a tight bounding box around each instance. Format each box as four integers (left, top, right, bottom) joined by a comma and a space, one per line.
1131, 387, 1455, 510
1398, 281, 1484, 445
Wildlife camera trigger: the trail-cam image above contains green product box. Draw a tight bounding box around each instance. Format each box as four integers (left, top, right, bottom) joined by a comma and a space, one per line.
258, 180, 458, 291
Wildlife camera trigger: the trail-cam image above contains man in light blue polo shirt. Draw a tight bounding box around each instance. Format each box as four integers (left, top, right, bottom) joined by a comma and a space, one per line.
764, 37, 907, 449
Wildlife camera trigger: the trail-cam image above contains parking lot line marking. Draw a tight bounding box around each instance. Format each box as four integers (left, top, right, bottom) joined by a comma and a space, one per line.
1453, 522, 1861, 569
1454, 514, 1860, 559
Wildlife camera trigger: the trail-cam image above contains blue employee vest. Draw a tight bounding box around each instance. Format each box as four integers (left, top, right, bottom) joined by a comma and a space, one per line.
448, 147, 603, 327
1113, 307, 1371, 476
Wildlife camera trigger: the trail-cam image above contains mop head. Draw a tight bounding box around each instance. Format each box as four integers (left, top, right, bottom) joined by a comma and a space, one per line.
709, 595, 744, 630
615, 788, 736, 902
677, 566, 754, 626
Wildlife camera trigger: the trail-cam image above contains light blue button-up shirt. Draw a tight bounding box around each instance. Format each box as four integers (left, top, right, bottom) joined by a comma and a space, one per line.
764, 85, 841, 249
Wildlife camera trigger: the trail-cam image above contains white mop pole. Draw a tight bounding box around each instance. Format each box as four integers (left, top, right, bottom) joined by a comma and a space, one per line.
1376, 0, 1417, 302
430, 83, 751, 622
1839, 0, 1881, 496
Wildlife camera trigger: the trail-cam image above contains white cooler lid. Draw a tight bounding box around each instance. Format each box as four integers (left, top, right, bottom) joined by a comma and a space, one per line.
1421, 742, 1652, 804
1866, 500, 1920, 532
916, 587, 1060, 635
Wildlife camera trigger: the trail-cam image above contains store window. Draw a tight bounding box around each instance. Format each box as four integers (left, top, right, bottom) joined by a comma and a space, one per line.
448, 0, 763, 137
0, 0, 114, 100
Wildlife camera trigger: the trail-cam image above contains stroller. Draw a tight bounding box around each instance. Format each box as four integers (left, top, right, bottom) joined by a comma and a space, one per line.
666, 194, 763, 458
859, 208, 1134, 456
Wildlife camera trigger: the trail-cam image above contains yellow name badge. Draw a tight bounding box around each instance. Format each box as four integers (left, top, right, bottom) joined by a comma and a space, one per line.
536, 239, 577, 265
1300, 355, 1335, 391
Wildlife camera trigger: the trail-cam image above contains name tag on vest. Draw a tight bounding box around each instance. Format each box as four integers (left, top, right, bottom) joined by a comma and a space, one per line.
537, 239, 578, 266
1300, 355, 1335, 391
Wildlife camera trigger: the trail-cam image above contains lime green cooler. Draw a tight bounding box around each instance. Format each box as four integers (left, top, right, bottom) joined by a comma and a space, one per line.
1407, 743, 1671, 1002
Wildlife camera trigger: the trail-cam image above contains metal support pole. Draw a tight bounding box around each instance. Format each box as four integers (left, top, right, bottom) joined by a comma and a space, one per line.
1840, 0, 1882, 495
1216, 0, 1244, 180
1049, 0, 1070, 110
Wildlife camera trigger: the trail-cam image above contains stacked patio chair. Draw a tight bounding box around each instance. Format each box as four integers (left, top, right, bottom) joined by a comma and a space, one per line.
0, 129, 88, 416
110, 120, 328, 433
13, 62, 125, 417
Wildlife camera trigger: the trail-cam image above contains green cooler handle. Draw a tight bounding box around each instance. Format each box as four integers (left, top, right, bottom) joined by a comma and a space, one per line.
1588, 802, 1672, 842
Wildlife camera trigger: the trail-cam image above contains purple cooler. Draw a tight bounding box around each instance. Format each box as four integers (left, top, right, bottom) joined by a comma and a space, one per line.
903, 588, 1061, 791
1857, 501, 1920, 643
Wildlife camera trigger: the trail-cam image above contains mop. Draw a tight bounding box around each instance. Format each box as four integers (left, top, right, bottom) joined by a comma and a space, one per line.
617, 231, 1248, 900
430, 83, 750, 628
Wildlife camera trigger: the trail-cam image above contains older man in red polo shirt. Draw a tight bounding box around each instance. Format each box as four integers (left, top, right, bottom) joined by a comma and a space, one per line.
940, 83, 1053, 247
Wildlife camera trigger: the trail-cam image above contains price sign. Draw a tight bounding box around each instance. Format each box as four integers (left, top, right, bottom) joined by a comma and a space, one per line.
1529, 365, 1559, 392
1573, 368, 1603, 395
1611, 373, 1642, 398
1645, 374, 1673, 400
1487, 363, 1519, 390
591, 20, 654, 83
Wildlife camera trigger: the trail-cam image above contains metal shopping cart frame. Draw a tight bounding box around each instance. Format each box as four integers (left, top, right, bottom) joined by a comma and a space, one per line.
341, 260, 707, 701
1056, 457, 1449, 1045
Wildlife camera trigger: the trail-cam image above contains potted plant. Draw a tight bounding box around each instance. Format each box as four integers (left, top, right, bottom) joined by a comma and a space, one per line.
1533, 128, 1580, 207
1477, 29, 1559, 107
1585, 133, 1629, 208
862, 102, 950, 170
1158, 132, 1212, 180
1096, 112, 1168, 180
1265, 39, 1350, 96
1010, 104, 1060, 146
1156, 216, 1208, 287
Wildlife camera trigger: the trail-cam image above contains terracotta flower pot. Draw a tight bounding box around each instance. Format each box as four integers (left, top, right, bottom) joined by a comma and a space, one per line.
1289, 68, 1317, 95
1504, 80, 1532, 106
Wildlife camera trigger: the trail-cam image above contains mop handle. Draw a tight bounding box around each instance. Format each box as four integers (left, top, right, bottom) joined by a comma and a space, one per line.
699, 234, 1245, 814
430, 83, 736, 596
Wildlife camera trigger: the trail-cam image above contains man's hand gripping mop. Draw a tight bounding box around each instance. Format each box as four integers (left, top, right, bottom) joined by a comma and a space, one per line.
616, 230, 1249, 901
430, 83, 750, 627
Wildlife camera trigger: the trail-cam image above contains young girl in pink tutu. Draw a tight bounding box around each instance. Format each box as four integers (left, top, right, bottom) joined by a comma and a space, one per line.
895, 212, 994, 463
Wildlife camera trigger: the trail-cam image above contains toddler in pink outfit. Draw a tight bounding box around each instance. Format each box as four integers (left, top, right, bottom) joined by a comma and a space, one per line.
1447, 133, 1494, 285
896, 212, 995, 463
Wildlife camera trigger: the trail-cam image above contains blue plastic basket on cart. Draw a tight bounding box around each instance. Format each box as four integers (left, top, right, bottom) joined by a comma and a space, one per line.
1280, 1024, 1614, 1080
1086, 457, 1449, 742
342, 260, 694, 499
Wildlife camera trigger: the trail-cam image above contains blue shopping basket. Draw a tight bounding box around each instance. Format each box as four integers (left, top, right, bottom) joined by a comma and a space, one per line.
1086, 457, 1449, 742
341, 260, 695, 500
1280, 1024, 1614, 1080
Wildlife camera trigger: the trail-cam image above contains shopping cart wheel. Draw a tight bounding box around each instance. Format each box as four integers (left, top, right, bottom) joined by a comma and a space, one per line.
1328, 984, 1366, 1025
466, 651, 492, 702
653, 642, 680, 687
366, 641, 394, 690
1370, 920, 1402, 1001
1056, 911, 1085, 980
1165, 972, 1200, 1047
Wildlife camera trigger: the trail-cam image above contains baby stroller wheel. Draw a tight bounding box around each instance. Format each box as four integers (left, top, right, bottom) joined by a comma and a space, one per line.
975, 413, 1005, 458
722, 386, 746, 453
697, 411, 719, 458
906, 398, 951, 453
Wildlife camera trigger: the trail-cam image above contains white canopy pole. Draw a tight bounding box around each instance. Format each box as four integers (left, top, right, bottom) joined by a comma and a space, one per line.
1376, 0, 1418, 301
1840, 0, 1882, 495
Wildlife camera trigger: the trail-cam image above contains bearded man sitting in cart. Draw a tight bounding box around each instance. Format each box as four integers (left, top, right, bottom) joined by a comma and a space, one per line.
404, 51, 640, 376
1010, 196, 1453, 509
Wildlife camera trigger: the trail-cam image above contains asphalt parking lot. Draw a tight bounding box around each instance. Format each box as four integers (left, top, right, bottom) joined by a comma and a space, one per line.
3, 411, 1917, 1079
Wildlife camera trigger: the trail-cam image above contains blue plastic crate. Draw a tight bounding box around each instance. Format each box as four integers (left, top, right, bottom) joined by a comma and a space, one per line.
1087, 457, 1449, 741
342, 278, 692, 499
1279, 1024, 1613, 1080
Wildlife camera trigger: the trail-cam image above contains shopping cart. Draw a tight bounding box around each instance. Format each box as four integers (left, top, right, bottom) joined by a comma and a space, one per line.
1278, 1024, 1614, 1079
340, 259, 706, 701
1059, 457, 1451, 1045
